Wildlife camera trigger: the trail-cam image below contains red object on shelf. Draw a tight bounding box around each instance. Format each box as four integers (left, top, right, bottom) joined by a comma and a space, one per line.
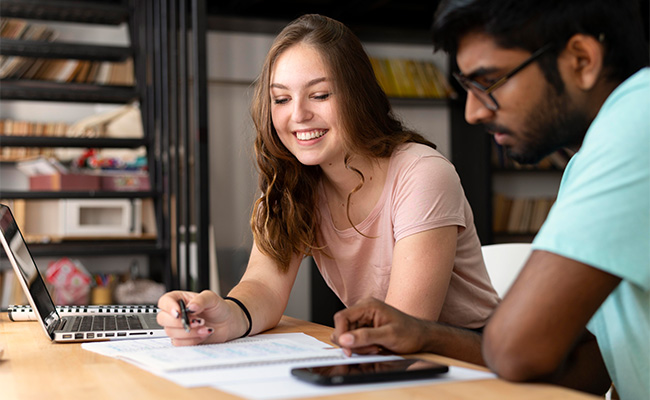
29, 173, 101, 191
46, 257, 91, 305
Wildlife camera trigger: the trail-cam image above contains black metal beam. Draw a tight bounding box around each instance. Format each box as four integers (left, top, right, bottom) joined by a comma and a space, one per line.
191, 0, 210, 292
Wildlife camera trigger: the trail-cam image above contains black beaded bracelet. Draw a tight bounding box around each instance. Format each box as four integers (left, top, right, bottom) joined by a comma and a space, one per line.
224, 296, 252, 338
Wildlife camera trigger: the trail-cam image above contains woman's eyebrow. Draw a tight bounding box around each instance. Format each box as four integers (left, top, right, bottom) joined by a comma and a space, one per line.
270, 77, 328, 90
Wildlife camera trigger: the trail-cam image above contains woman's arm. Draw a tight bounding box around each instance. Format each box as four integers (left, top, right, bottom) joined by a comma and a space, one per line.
384, 225, 457, 320
157, 242, 302, 345
226, 243, 303, 336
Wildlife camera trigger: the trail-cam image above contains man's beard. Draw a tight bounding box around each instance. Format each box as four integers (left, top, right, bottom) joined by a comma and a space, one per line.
505, 86, 590, 165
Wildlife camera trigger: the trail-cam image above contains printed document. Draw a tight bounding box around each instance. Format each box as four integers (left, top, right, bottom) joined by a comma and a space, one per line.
83, 332, 496, 399
83, 333, 345, 373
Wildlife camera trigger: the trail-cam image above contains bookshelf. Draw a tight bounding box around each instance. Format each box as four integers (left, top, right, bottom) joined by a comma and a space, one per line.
0, 0, 205, 301
1, 0, 212, 301
489, 141, 569, 243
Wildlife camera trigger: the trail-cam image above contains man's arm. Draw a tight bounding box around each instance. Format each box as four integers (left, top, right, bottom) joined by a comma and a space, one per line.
331, 297, 485, 366
483, 250, 617, 395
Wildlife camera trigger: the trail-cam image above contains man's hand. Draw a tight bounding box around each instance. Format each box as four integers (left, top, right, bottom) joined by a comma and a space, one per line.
331, 297, 486, 365
331, 298, 427, 356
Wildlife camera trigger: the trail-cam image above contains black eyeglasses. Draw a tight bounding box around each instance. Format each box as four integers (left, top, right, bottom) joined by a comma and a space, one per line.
453, 43, 553, 111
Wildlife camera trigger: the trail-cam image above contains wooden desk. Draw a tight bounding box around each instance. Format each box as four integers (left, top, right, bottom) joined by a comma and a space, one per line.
0, 313, 599, 400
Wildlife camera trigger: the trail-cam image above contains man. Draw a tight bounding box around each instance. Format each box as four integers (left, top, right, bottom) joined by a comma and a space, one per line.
330, 0, 649, 398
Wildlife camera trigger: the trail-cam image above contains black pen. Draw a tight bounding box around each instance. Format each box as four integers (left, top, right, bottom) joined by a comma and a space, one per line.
178, 299, 191, 332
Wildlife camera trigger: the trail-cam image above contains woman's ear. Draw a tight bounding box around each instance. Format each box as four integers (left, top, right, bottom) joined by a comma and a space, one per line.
558, 34, 605, 91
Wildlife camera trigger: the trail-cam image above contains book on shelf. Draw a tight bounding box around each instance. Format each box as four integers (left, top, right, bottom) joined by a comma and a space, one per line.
369, 56, 455, 99
404, 60, 428, 97
0, 18, 28, 39
1, 57, 135, 86
1, 119, 69, 161
492, 193, 512, 233
0, 18, 58, 41
506, 197, 527, 233
529, 198, 554, 232
375, 58, 399, 97
517, 198, 534, 234
494, 194, 555, 234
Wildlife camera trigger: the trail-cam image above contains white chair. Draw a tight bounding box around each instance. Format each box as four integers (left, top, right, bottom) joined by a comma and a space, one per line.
481, 243, 533, 298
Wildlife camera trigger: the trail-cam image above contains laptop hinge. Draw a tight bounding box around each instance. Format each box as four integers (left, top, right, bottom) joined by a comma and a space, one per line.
48, 317, 66, 335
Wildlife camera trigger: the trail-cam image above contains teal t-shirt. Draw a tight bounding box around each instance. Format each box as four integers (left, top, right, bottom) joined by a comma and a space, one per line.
533, 67, 650, 400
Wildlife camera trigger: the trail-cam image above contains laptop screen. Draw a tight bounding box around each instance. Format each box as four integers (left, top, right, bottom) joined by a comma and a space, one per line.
0, 205, 60, 333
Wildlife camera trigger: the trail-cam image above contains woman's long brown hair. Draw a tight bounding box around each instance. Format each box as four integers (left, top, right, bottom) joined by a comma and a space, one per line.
250, 14, 436, 272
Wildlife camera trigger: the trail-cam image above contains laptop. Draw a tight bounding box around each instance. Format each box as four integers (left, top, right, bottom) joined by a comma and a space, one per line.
0, 203, 166, 342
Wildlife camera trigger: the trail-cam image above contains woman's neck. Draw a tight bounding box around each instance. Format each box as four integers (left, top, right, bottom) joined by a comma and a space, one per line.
320, 155, 390, 229
321, 156, 374, 199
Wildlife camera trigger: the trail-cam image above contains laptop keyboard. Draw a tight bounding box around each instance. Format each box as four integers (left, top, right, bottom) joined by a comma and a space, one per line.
71, 315, 143, 332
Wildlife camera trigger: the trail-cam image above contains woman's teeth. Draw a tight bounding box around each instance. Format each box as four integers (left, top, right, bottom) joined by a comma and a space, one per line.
296, 130, 327, 140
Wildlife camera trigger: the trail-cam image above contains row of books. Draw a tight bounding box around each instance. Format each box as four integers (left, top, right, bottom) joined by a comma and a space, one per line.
0, 57, 135, 86
1, 18, 134, 86
492, 142, 575, 170
369, 57, 456, 99
1, 17, 58, 41
493, 194, 555, 234
1, 120, 73, 161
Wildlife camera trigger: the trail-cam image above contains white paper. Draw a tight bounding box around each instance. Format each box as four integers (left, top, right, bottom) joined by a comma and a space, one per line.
215, 364, 496, 400
82, 332, 496, 399
83, 333, 347, 373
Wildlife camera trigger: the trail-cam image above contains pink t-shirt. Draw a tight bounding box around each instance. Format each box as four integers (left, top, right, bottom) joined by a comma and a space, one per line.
312, 143, 499, 328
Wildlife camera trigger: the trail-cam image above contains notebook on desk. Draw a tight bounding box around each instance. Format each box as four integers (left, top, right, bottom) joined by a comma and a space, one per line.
0, 203, 166, 342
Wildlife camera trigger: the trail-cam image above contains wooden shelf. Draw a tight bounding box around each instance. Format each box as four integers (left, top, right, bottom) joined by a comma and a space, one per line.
0, 136, 148, 148
0, 39, 132, 62
26, 240, 165, 257
0, 191, 157, 200
0, 80, 138, 103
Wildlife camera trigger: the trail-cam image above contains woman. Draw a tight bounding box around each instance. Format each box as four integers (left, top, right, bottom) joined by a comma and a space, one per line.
157, 14, 499, 358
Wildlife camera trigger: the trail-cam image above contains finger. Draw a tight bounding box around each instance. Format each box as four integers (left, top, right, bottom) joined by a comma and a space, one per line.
339, 325, 396, 351
158, 309, 207, 330
164, 324, 214, 345
340, 344, 383, 356
190, 317, 205, 329
184, 290, 220, 314
157, 290, 193, 314
157, 310, 180, 328
332, 307, 375, 339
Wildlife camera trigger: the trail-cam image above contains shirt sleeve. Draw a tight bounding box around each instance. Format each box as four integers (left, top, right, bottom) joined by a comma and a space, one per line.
392, 152, 467, 242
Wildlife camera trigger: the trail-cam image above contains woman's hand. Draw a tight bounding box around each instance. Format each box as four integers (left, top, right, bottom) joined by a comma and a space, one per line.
156, 290, 246, 346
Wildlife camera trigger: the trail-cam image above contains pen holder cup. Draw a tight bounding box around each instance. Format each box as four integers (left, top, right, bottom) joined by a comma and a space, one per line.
91, 286, 113, 305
